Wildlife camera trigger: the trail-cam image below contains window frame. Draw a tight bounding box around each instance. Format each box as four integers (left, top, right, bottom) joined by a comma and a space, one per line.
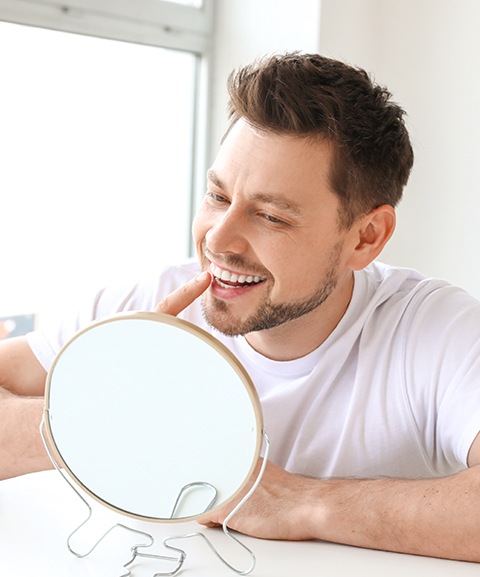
0, 0, 213, 51
0, 0, 214, 254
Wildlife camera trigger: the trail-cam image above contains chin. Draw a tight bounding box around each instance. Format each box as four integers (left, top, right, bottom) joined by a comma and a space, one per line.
201, 299, 245, 337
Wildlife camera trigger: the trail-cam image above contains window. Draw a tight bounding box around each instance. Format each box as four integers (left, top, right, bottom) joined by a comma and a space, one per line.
0, 1, 212, 323
167, 0, 203, 6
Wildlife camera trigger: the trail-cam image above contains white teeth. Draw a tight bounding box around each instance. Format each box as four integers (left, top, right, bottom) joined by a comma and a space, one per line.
211, 265, 222, 277
209, 262, 264, 285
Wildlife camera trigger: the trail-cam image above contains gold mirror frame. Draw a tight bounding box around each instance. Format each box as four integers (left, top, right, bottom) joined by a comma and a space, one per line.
42, 311, 263, 523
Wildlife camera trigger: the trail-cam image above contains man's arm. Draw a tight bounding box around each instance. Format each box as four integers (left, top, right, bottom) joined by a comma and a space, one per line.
151, 271, 480, 562
0, 271, 213, 481
197, 451, 480, 563
0, 336, 52, 479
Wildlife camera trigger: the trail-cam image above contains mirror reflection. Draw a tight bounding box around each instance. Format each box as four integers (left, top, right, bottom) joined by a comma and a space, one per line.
43, 312, 263, 521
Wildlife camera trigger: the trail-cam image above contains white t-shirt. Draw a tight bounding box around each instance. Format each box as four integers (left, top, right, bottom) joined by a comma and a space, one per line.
27, 260, 480, 480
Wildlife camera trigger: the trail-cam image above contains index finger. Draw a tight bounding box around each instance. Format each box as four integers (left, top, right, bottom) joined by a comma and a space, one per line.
154, 271, 211, 317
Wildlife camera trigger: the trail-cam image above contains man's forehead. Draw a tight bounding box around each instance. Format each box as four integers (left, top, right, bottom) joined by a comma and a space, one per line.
207, 121, 336, 208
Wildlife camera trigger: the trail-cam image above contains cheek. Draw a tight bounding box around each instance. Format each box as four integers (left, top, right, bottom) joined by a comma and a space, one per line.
267, 240, 339, 295
261, 241, 307, 291
270, 262, 308, 296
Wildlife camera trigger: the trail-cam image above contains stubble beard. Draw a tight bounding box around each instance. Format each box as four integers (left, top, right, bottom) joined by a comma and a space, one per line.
200, 241, 344, 337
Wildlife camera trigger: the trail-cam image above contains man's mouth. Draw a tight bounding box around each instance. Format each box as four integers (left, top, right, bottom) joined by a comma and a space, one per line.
209, 262, 266, 289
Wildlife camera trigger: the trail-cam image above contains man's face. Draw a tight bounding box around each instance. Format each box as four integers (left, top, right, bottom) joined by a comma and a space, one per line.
192, 119, 357, 338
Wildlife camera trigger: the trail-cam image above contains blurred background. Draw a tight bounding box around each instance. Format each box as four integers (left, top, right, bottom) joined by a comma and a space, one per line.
1, 0, 479, 335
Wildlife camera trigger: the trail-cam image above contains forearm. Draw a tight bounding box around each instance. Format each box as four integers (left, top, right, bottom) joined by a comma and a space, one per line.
203, 460, 480, 562
0, 387, 52, 479
310, 468, 480, 562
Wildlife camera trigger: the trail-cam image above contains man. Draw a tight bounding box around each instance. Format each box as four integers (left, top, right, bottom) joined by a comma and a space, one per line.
2, 52, 480, 562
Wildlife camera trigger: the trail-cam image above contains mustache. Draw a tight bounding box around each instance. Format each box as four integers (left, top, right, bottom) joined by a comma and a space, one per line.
201, 243, 270, 278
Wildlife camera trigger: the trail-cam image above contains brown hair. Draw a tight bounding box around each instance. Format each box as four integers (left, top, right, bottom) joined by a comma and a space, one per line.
226, 52, 414, 228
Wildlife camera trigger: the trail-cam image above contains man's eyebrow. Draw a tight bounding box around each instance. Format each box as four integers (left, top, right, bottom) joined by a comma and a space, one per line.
207, 169, 224, 189
206, 169, 303, 216
250, 192, 303, 216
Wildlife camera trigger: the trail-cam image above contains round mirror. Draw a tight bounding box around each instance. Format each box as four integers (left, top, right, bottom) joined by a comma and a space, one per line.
43, 312, 263, 522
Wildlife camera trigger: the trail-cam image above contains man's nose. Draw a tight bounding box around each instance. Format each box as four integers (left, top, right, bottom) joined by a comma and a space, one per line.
205, 208, 249, 255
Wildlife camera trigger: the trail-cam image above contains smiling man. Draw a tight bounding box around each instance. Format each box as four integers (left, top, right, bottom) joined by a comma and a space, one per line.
196, 128, 355, 350
2, 53, 480, 562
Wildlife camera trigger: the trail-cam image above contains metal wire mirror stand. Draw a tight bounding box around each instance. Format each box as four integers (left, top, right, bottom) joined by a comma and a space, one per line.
40, 419, 270, 577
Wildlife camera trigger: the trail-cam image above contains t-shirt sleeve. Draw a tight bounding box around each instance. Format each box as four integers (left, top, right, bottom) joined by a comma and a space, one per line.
403, 282, 480, 471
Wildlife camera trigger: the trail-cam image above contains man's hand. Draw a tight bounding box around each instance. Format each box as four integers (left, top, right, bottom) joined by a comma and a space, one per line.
198, 456, 480, 562
154, 274, 316, 542
154, 271, 211, 316
197, 459, 317, 541
151, 272, 480, 562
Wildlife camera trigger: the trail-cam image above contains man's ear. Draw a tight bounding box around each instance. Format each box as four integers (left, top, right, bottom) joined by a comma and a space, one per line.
347, 205, 396, 270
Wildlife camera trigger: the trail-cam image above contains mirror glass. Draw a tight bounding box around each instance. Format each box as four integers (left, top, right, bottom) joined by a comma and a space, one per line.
43, 312, 263, 522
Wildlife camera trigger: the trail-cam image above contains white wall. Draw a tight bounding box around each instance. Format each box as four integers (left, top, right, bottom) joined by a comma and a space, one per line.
212, 0, 480, 298
320, 0, 480, 297
209, 0, 321, 160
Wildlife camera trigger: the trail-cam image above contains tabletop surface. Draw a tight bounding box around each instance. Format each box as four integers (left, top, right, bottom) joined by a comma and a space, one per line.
1, 469, 479, 577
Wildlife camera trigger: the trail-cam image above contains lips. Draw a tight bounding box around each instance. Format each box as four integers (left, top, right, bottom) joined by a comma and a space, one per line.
209, 262, 266, 288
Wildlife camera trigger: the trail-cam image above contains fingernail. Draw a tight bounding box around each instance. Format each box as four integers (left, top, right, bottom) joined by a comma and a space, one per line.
195, 271, 210, 282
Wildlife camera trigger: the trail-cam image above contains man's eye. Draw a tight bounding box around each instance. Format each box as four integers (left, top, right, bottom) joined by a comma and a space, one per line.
207, 191, 228, 203
261, 213, 286, 225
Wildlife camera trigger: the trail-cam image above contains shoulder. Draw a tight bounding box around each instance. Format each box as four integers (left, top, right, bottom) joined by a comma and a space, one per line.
359, 261, 480, 317
354, 261, 480, 360
357, 263, 480, 472
362, 261, 480, 398
360, 261, 431, 297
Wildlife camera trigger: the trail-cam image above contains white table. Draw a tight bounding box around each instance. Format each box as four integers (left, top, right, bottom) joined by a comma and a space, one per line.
1, 470, 478, 577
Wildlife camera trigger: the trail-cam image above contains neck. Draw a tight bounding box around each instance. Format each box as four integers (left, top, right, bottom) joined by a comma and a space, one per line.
245, 272, 354, 361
